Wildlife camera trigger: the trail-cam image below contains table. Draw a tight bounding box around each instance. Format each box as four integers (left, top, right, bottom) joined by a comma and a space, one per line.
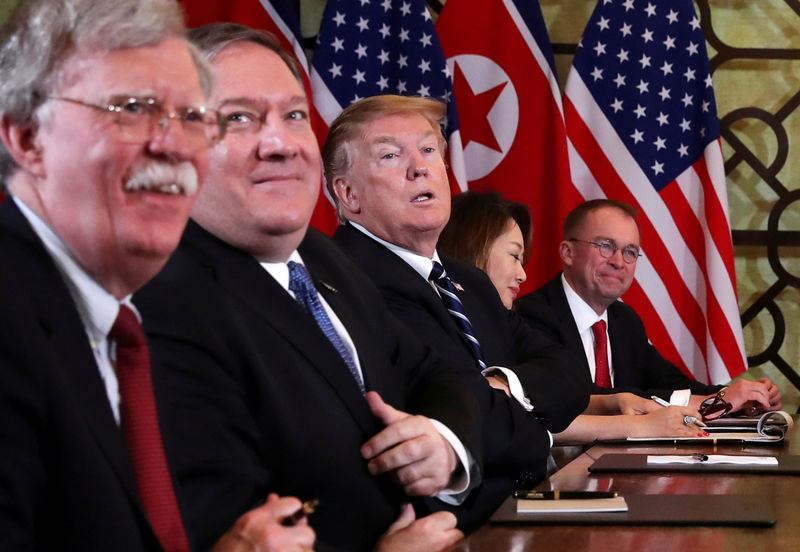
452, 421, 800, 551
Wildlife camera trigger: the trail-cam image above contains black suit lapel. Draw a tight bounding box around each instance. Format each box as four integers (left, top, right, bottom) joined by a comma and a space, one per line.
335, 224, 463, 344
182, 222, 375, 434
36, 297, 142, 502
549, 277, 593, 378
0, 200, 146, 516
606, 302, 633, 387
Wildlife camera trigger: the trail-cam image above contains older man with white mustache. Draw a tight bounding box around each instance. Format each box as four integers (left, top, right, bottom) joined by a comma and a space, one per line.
0, 1, 314, 551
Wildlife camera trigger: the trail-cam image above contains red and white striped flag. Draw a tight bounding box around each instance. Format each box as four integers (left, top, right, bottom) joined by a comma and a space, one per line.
179, 0, 340, 234
564, 0, 745, 383
436, 0, 580, 294
309, 0, 466, 197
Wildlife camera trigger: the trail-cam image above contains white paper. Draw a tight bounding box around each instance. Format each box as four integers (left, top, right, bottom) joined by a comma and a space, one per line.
647, 455, 778, 465
517, 496, 628, 513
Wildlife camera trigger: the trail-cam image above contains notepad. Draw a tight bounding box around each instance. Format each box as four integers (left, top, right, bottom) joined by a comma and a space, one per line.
589, 453, 800, 475
493, 495, 776, 526
647, 455, 778, 466
517, 496, 628, 514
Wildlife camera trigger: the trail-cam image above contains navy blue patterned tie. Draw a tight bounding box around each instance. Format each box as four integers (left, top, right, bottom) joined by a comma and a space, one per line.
429, 261, 487, 370
288, 261, 365, 394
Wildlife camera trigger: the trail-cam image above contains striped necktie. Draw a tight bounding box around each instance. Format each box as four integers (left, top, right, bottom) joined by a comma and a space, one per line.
429, 261, 487, 370
288, 261, 366, 394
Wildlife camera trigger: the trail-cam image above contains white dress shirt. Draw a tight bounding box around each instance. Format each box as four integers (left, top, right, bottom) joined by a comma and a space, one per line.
15, 197, 135, 424
561, 274, 690, 406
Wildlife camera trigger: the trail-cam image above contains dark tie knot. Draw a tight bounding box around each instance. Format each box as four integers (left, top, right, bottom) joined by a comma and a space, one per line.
110, 305, 146, 347
429, 260, 447, 282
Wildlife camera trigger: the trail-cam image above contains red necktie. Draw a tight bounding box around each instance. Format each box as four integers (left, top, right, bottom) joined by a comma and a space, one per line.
112, 305, 190, 552
591, 320, 611, 388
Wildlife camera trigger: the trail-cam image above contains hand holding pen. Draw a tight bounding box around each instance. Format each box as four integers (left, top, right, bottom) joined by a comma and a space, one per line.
212, 493, 316, 552
281, 499, 319, 527
650, 396, 709, 436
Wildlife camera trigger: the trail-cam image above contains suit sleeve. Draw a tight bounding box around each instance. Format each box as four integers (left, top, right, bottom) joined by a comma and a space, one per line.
140, 284, 273, 552
514, 292, 564, 343
386, 315, 482, 463
506, 310, 590, 432
380, 295, 551, 474
0, 306, 47, 551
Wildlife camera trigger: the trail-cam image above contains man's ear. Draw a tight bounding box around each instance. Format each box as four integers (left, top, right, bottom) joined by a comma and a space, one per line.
0, 116, 45, 178
559, 240, 574, 266
332, 176, 360, 215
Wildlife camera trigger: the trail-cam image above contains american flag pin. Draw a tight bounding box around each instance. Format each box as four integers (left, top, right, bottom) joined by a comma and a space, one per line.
318, 280, 338, 293
453, 282, 464, 292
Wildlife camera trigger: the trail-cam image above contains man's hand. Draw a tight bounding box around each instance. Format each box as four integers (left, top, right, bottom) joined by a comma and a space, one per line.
375, 503, 463, 552
716, 379, 777, 414
758, 377, 782, 410
616, 392, 659, 415
628, 406, 706, 438
361, 391, 457, 496
212, 494, 315, 552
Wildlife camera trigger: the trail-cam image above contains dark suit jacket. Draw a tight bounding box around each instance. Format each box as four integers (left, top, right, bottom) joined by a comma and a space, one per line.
0, 199, 163, 551
515, 274, 723, 399
333, 224, 589, 527
134, 222, 481, 552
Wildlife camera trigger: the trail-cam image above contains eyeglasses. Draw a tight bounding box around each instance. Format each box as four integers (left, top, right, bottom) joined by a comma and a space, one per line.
698, 392, 732, 421
568, 239, 641, 264
48, 96, 226, 148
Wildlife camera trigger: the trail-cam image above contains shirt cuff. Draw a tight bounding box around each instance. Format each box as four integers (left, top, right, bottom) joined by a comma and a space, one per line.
428, 418, 472, 502
481, 366, 534, 412
669, 389, 691, 406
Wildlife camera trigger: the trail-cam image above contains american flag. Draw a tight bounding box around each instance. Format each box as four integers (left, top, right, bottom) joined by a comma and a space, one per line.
436, 0, 580, 294
310, 0, 467, 193
564, 0, 746, 383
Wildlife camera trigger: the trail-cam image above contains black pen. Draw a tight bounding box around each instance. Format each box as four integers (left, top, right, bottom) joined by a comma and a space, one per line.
281, 499, 319, 526
513, 491, 618, 500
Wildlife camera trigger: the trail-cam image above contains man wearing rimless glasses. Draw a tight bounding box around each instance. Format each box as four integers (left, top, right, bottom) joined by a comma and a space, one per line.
516, 199, 781, 420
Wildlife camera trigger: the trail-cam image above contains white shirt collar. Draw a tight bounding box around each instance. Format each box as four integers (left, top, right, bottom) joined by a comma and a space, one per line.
561, 272, 608, 333
14, 196, 124, 344
349, 221, 442, 281
259, 250, 305, 293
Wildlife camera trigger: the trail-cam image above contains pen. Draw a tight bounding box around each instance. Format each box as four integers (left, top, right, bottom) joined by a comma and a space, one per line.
281, 499, 319, 526
650, 395, 707, 428
512, 491, 618, 500
650, 395, 671, 408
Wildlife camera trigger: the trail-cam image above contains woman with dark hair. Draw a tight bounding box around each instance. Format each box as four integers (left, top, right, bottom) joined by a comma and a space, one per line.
439, 190, 708, 448
438, 190, 532, 309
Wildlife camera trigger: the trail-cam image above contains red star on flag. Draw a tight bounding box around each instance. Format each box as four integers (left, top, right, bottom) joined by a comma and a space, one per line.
452, 60, 506, 153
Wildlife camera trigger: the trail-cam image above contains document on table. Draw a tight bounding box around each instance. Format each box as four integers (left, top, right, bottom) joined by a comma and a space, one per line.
517, 496, 628, 513
620, 411, 793, 444
647, 455, 778, 465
